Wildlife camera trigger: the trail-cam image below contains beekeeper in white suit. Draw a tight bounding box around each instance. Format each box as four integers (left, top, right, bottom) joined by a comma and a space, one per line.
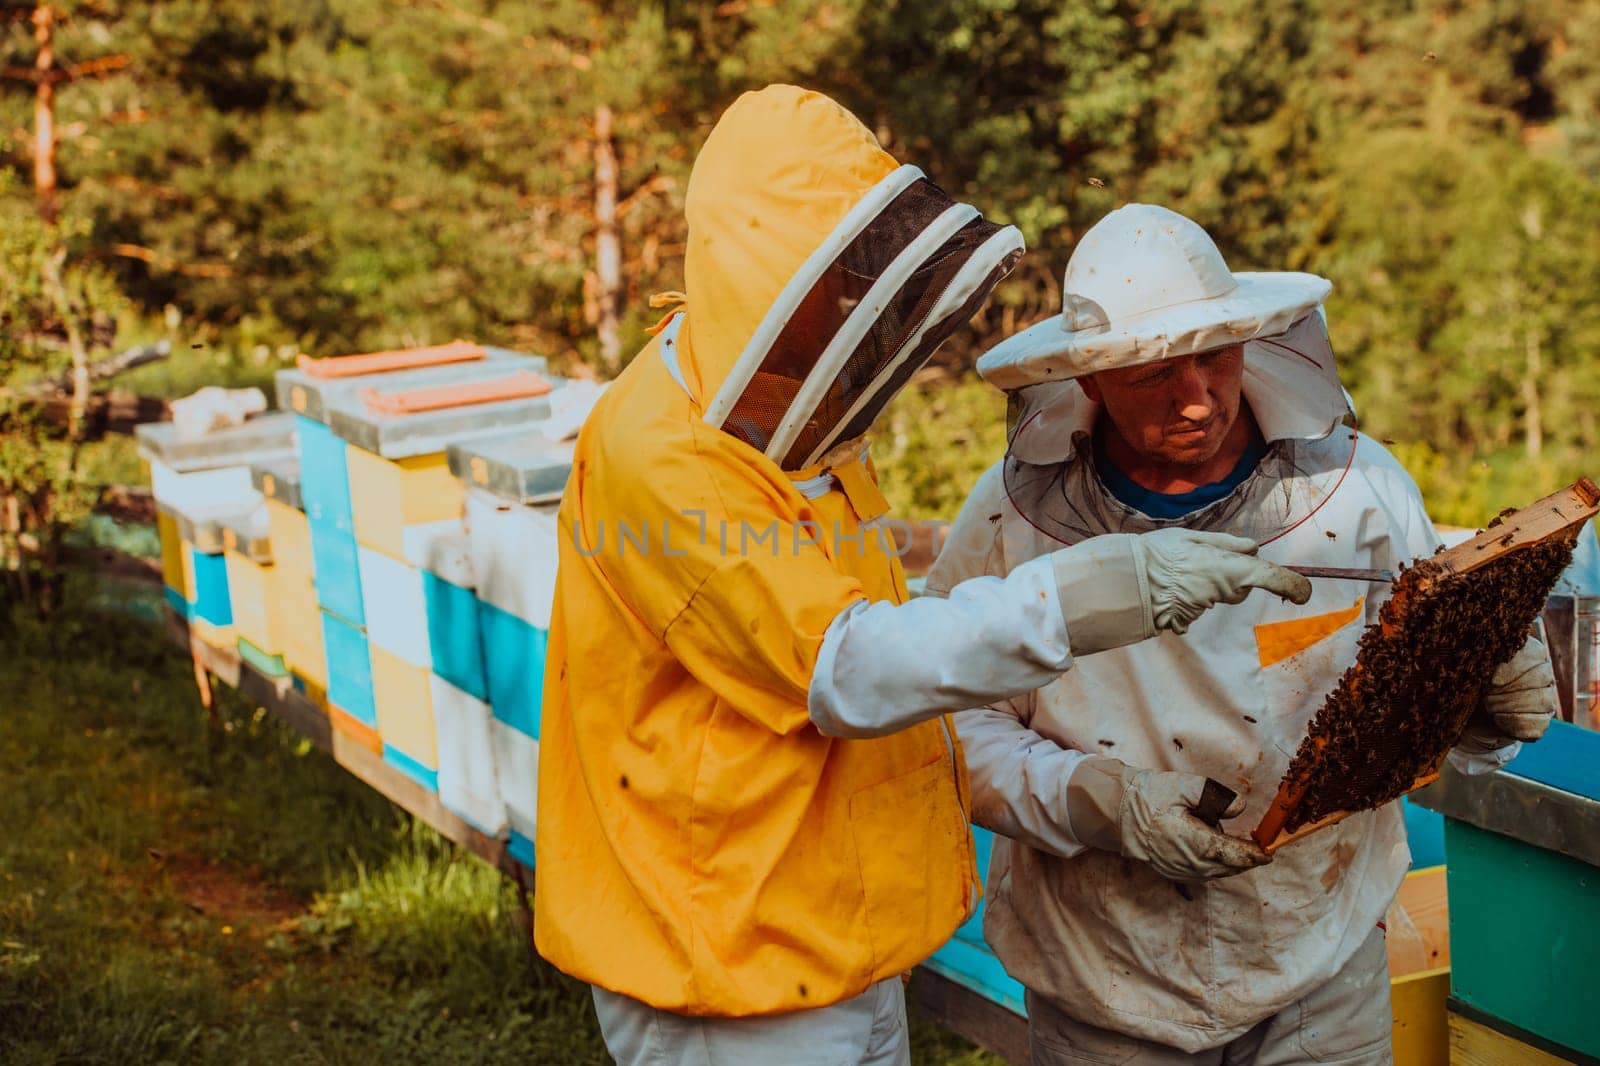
926, 203, 1558, 1064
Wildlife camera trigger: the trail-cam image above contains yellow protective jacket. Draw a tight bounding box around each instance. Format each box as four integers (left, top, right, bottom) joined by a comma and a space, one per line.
533, 86, 979, 1016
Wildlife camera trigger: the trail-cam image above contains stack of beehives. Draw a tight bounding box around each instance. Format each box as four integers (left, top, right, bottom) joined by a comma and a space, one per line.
144, 342, 575, 858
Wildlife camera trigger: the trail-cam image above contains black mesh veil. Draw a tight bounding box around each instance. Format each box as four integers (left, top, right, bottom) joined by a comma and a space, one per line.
718, 178, 1022, 470
996, 313, 1358, 546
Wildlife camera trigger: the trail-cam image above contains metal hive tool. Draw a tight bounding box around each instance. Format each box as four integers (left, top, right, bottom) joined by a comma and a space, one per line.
1252, 477, 1600, 852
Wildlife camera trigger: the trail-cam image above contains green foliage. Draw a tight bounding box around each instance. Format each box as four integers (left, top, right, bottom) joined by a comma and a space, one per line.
1325, 134, 1600, 524
2, 1, 1597, 519
1386, 440, 1578, 531
0, 207, 144, 610
875, 374, 1009, 521
0, 589, 606, 1064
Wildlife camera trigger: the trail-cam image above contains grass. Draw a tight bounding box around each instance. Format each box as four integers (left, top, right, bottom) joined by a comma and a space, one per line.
0, 583, 1000, 1064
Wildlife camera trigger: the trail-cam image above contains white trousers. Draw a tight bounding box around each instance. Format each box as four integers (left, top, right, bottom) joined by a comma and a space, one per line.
1026, 926, 1394, 1065
591, 977, 911, 1066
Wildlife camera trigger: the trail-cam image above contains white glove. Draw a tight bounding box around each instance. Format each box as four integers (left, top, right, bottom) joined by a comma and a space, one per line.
170, 386, 268, 440
1053, 529, 1312, 656
1140, 529, 1313, 633
1065, 756, 1271, 882
1456, 630, 1558, 754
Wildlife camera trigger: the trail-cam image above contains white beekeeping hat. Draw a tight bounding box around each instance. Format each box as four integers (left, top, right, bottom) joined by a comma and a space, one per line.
978, 203, 1331, 388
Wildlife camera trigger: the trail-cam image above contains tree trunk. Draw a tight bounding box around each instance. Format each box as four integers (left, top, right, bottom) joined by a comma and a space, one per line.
594, 104, 622, 375
1523, 327, 1542, 461
1, 493, 29, 606
42, 247, 90, 440
33, 3, 56, 226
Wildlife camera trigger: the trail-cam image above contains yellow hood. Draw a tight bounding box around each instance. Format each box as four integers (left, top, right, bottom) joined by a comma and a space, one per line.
678, 84, 898, 405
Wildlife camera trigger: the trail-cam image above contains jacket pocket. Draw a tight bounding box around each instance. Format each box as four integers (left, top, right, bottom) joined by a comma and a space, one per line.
1091, 854, 1218, 1030
1295, 926, 1392, 1062
848, 758, 967, 976
1253, 597, 1365, 670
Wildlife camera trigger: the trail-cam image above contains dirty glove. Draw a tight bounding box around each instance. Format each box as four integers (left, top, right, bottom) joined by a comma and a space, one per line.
1481, 629, 1558, 741
1065, 755, 1271, 882
1451, 630, 1557, 774
1053, 529, 1313, 656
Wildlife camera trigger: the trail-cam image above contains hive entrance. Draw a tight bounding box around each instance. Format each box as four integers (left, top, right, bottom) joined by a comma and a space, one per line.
1253, 478, 1600, 852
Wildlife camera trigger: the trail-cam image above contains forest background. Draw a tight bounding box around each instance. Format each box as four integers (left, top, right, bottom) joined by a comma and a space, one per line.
5, 0, 1600, 547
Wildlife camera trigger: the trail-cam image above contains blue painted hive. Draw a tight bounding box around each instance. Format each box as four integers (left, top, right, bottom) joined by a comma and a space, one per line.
449, 429, 573, 866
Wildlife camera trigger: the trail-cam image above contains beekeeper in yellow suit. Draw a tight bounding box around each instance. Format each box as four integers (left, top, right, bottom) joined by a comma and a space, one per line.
534, 88, 1311, 1065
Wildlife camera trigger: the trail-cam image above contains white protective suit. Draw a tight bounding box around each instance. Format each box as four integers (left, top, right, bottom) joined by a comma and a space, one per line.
927, 330, 1426, 1050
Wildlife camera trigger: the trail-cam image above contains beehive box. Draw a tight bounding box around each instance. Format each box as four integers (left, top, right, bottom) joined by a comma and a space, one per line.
219, 505, 281, 674
462, 491, 559, 860
447, 428, 573, 506
328, 368, 559, 563
415, 525, 505, 835
370, 643, 439, 790
318, 366, 559, 796
450, 431, 573, 866
279, 345, 542, 628
430, 674, 504, 838
354, 520, 472, 793
183, 542, 234, 649
252, 459, 310, 576
252, 459, 326, 701
1385, 866, 1450, 1066
1447, 1009, 1576, 1066
136, 413, 294, 624
273, 342, 537, 424
297, 416, 364, 626
322, 607, 379, 753
137, 413, 296, 496
178, 507, 275, 654
1411, 723, 1600, 1061
278, 344, 549, 751
1444, 816, 1600, 1059
1255, 479, 1600, 850
156, 507, 190, 617
423, 536, 488, 705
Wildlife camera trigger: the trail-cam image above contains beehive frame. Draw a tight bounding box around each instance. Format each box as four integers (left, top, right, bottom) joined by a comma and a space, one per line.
1253, 478, 1600, 852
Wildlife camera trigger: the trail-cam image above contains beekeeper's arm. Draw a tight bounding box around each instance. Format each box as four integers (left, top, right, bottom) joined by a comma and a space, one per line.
809, 522, 1311, 738
599, 435, 1078, 738
634, 476, 1099, 738
954, 702, 1267, 882
915, 468, 1270, 883
603, 437, 1306, 741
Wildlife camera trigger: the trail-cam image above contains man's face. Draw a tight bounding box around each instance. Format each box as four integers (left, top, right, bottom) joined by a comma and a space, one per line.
1080, 344, 1246, 467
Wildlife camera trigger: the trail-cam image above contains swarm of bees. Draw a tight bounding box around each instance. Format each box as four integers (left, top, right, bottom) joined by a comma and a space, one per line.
1278, 536, 1574, 831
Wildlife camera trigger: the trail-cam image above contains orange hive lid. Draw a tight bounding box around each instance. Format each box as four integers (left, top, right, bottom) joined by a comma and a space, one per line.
358, 370, 553, 416
295, 339, 485, 378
